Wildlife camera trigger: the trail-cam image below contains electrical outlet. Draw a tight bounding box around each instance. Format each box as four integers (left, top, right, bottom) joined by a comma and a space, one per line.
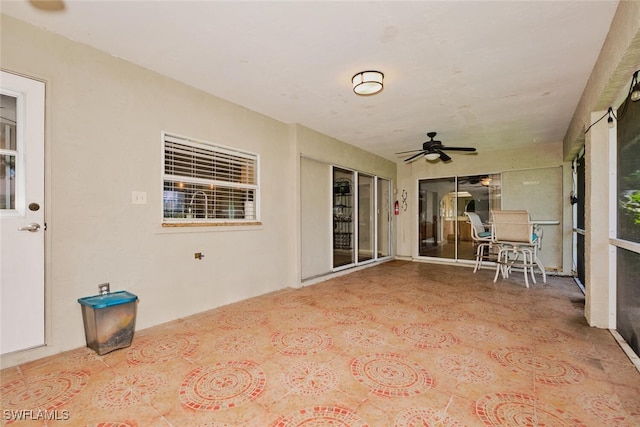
132, 191, 147, 205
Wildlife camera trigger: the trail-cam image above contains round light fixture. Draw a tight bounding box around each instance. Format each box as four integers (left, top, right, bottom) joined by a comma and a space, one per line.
424, 152, 440, 161
352, 71, 384, 96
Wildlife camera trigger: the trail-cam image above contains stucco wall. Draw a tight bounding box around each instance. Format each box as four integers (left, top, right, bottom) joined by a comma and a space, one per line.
0, 15, 395, 368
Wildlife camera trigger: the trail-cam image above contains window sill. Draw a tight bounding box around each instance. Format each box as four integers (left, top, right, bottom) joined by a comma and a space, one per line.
162, 221, 262, 228
156, 221, 263, 234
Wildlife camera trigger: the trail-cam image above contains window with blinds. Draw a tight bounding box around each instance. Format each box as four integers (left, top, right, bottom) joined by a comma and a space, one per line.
162, 133, 259, 224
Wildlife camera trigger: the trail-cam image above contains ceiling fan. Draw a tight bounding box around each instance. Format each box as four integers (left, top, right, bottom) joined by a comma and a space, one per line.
396, 132, 476, 163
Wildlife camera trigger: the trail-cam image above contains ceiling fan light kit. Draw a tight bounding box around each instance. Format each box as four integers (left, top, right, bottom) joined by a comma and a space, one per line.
424, 152, 440, 161
352, 71, 384, 96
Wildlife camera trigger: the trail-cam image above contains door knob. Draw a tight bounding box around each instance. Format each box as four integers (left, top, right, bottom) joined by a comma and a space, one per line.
18, 223, 41, 232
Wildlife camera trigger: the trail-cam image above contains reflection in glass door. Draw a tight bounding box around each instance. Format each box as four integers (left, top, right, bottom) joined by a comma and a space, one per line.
333, 167, 355, 268
377, 178, 391, 258
358, 174, 374, 263
419, 177, 456, 258
455, 176, 497, 261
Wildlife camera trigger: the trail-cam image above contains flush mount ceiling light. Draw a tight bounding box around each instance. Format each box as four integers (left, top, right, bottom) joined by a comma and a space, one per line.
424, 152, 440, 161
352, 71, 384, 96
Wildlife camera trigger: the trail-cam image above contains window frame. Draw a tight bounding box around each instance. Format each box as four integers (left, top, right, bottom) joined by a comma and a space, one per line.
161, 131, 260, 226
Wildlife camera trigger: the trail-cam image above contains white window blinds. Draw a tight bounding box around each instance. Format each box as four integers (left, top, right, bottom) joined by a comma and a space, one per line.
162, 134, 259, 223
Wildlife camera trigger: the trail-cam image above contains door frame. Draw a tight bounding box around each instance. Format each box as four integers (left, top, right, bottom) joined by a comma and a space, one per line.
0, 71, 46, 355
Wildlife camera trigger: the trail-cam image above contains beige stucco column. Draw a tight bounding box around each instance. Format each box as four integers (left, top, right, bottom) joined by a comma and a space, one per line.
584, 110, 615, 328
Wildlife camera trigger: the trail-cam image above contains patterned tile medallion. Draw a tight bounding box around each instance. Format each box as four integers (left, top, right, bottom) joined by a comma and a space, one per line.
436, 354, 497, 383
420, 304, 475, 321
324, 307, 375, 324
350, 353, 434, 397
358, 293, 401, 306
533, 327, 575, 344
475, 392, 586, 426
281, 362, 338, 397
498, 321, 573, 343
218, 310, 269, 330
344, 328, 387, 348
394, 407, 465, 427
214, 334, 257, 354
1, 371, 88, 412
179, 360, 265, 411
380, 307, 417, 321
93, 371, 167, 409
272, 405, 368, 427
127, 333, 199, 364
64, 348, 101, 364
274, 295, 316, 310
565, 346, 600, 360
393, 323, 460, 349
490, 347, 585, 385
457, 324, 505, 343
271, 328, 333, 356
577, 393, 634, 426
277, 311, 304, 323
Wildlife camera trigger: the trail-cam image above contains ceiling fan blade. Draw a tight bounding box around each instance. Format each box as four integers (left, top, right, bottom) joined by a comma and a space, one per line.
395, 149, 424, 155
440, 146, 476, 152
437, 150, 452, 162
404, 151, 426, 162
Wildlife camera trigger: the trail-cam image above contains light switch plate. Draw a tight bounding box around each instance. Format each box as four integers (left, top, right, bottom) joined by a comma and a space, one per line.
132, 191, 147, 205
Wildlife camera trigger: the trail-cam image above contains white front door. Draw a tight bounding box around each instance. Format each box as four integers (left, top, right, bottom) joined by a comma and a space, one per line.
0, 71, 45, 355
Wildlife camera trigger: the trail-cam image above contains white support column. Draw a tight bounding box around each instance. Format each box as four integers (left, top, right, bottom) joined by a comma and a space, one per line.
584, 110, 615, 328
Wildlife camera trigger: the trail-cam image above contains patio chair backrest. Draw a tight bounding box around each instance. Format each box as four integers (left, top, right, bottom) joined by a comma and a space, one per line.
490, 210, 534, 244
465, 212, 485, 235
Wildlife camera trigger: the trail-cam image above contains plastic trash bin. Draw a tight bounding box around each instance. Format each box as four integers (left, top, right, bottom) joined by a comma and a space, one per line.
78, 290, 138, 355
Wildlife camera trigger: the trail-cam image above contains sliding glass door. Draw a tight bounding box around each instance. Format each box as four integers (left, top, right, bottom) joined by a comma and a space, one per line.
333, 167, 355, 268
358, 174, 375, 263
333, 168, 392, 270
418, 174, 500, 260
419, 177, 456, 258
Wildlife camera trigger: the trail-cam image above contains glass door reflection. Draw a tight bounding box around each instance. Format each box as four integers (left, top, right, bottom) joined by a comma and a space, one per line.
419, 177, 456, 258
418, 175, 500, 260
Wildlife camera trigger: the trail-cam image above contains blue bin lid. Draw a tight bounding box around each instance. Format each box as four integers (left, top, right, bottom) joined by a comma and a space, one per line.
78, 290, 138, 309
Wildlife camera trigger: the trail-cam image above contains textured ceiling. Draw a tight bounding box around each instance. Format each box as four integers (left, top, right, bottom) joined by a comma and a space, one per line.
1, 0, 620, 162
